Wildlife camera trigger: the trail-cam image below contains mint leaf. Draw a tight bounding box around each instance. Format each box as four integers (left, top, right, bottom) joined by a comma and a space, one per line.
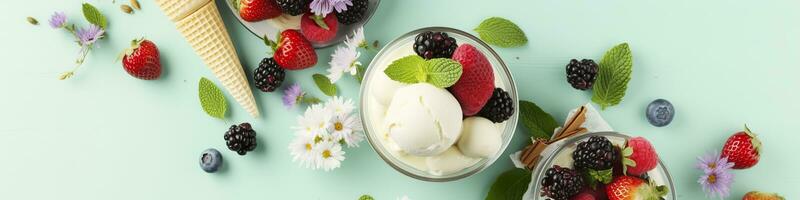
424, 58, 462, 88
520, 100, 558, 140
198, 77, 227, 119
474, 17, 527, 48
384, 55, 425, 84
486, 168, 531, 200
82, 3, 107, 29
313, 74, 337, 97
592, 43, 633, 109
358, 195, 374, 200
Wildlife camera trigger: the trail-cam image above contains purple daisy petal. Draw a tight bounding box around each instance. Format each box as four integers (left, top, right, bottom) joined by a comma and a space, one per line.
310, 0, 352, 16
283, 83, 303, 109
697, 153, 735, 199
49, 12, 67, 28
76, 24, 104, 46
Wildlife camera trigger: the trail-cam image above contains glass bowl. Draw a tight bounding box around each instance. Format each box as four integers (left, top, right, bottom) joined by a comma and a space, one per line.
223, 0, 381, 48
529, 132, 676, 199
359, 27, 518, 182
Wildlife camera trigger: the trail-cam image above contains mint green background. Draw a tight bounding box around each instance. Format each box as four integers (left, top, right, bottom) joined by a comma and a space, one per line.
1, 0, 798, 199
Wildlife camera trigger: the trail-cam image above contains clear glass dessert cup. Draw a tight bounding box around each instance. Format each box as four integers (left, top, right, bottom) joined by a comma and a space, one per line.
359, 27, 518, 182
530, 132, 677, 199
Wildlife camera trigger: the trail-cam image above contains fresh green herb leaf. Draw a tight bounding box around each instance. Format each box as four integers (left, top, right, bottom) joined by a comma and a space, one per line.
592, 43, 633, 109
384, 55, 425, 84
355, 64, 366, 83
588, 168, 613, 184
474, 17, 528, 48
313, 74, 337, 96
424, 58, 462, 88
303, 96, 322, 105
519, 100, 558, 140
198, 77, 227, 119
486, 168, 532, 200
358, 195, 374, 200
82, 3, 107, 29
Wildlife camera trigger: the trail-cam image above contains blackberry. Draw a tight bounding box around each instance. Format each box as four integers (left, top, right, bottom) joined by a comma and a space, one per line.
253, 57, 285, 92
540, 165, 583, 200
335, 0, 368, 25
565, 59, 598, 90
275, 0, 310, 16
224, 123, 257, 155
478, 88, 514, 123
572, 136, 618, 170
413, 31, 457, 59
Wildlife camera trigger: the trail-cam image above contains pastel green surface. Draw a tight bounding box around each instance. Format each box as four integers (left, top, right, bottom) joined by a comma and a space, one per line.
1, 0, 798, 199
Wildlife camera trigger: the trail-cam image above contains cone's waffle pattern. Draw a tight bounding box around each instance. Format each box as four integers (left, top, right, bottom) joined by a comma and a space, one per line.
155, 0, 210, 22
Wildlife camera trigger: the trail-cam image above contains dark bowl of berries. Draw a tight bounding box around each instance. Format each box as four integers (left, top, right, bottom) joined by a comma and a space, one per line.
224, 0, 380, 48
359, 27, 518, 181
532, 132, 676, 200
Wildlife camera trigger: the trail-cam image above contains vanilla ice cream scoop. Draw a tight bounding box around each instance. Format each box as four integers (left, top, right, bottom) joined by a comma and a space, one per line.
458, 117, 502, 158
426, 147, 479, 176
383, 83, 463, 156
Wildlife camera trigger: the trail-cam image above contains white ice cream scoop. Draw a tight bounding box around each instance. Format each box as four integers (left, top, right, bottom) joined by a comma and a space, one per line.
458, 117, 502, 158
383, 83, 463, 156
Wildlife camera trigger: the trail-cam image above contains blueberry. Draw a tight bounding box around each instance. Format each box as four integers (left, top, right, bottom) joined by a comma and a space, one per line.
199, 148, 223, 173
646, 99, 675, 127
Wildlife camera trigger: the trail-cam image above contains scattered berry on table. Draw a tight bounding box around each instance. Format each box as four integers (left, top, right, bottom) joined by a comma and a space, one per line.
541, 165, 584, 200
237, 0, 282, 22
275, 0, 310, 16
742, 191, 784, 200
224, 123, 258, 155
120, 38, 162, 80
253, 57, 285, 92
478, 88, 514, 123
721, 125, 761, 169
450, 44, 495, 116
413, 31, 458, 59
300, 12, 339, 43
199, 148, 223, 173
646, 99, 675, 127
565, 59, 598, 90
335, 0, 368, 25
621, 137, 658, 176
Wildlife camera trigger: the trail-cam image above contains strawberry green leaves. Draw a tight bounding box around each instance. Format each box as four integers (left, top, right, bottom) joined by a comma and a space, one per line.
520, 100, 558, 140
474, 17, 528, 48
313, 74, 337, 97
486, 168, 532, 200
82, 3, 107, 29
383, 55, 463, 88
199, 77, 227, 119
621, 146, 636, 175
592, 43, 633, 109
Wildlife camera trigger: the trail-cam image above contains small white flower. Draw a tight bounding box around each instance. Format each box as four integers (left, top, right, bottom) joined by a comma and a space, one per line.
326, 96, 355, 116
293, 104, 334, 137
328, 113, 364, 147
315, 140, 345, 171
288, 132, 318, 169
345, 27, 366, 49
327, 45, 361, 83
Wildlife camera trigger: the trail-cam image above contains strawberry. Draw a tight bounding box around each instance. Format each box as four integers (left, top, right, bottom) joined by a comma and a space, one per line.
721, 125, 761, 169
120, 38, 161, 80
266, 30, 318, 70
449, 44, 495, 116
621, 137, 658, 176
300, 12, 339, 43
236, 0, 282, 22
606, 176, 667, 200
742, 191, 784, 200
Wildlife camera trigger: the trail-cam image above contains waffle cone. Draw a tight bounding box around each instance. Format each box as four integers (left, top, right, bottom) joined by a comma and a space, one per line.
156, 0, 259, 117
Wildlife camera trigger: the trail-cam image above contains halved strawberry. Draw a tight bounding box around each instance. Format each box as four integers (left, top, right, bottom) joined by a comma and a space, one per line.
606, 176, 667, 200
119, 38, 161, 80
265, 30, 318, 70
300, 12, 338, 43
449, 44, 495, 116
236, 0, 282, 22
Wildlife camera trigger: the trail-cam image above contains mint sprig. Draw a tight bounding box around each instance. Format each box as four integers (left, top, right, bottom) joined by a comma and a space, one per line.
383, 55, 463, 88
82, 3, 107, 29
592, 43, 633, 109
198, 77, 227, 119
520, 100, 558, 140
486, 168, 532, 200
358, 195, 374, 200
313, 74, 337, 97
474, 17, 527, 48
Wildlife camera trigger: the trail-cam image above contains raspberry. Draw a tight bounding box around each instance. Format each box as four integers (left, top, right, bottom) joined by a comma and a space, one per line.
622, 137, 658, 176
566, 59, 598, 90
254, 57, 285, 92
224, 123, 258, 155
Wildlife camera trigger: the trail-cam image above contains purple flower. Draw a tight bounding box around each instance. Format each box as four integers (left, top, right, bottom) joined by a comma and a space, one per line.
49, 12, 67, 28
310, 0, 352, 17
76, 24, 104, 47
696, 152, 735, 199
283, 83, 305, 109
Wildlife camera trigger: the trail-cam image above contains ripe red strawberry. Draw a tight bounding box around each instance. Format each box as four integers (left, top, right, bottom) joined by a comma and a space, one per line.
300, 12, 339, 43
721, 125, 761, 169
267, 30, 317, 70
449, 44, 495, 116
120, 38, 161, 80
237, 0, 282, 22
606, 176, 667, 200
621, 137, 658, 176
742, 191, 784, 200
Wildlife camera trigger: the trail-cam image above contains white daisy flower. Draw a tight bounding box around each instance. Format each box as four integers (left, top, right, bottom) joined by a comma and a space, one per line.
288, 133, 318, 169
345, 26, 366, 49
315, 140, 345, 171
294, 104, 334, 137
327, 45, 361, 83
329, 113, 364, 147
326, 96, 355, 116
